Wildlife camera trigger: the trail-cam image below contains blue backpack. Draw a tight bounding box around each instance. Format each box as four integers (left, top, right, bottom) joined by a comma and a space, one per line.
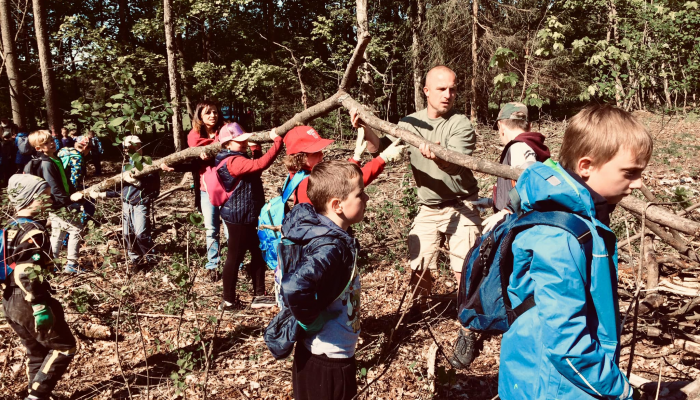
0, 218, 34, 283
258, 170, 310, 271
457, 205, 593, 333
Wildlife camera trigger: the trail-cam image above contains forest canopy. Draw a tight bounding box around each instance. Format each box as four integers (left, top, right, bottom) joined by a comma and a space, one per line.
0, 0, 698, 147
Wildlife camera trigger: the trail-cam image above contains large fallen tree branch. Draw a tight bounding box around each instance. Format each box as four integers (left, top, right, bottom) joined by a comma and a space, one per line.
80, 33, 700, 238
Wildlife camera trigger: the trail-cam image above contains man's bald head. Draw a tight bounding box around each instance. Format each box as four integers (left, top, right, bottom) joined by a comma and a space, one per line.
425, 66, 457, 86
423, 66, 457, 118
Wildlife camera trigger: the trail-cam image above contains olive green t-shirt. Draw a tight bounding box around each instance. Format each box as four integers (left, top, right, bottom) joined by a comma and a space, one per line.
384, 108, 478, 205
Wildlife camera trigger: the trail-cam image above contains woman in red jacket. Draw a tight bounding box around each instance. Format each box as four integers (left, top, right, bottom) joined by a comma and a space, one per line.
188, 100, 227, 282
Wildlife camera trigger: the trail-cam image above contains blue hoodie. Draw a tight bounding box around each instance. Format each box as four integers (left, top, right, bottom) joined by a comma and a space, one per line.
280, 203, 361, 358
498, 161, 633, 400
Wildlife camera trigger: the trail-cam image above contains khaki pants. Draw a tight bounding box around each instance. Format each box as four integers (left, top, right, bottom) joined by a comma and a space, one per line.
408, 202, 482, 273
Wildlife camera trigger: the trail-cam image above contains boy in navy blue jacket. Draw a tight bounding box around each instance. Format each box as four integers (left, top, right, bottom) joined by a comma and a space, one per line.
281, 160, 368, 400
498, 105, 652, 400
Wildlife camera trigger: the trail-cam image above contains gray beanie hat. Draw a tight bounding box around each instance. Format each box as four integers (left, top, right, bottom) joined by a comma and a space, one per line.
8, 174, 50, 212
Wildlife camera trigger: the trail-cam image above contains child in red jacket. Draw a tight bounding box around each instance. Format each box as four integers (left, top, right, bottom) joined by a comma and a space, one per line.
283, 125, 405, 205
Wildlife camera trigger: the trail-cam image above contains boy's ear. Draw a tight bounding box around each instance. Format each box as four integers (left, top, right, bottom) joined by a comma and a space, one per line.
576, 157, 594, 179
328, 197, 342, 215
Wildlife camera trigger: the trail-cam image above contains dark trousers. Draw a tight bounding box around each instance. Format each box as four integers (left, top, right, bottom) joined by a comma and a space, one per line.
222, 222, 266, 302
293, 343, 357, 400
91, 154, 102, 175
3, 287, 77, 399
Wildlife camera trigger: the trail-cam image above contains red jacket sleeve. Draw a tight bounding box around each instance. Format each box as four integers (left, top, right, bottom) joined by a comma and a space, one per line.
346, 156, 386, 186
294, 177, 312, 205
187, 128, 216, 148
226, 137, 283, 176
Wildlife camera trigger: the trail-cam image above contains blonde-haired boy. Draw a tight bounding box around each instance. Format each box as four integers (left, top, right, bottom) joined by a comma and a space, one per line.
498, 104, 652, 400
24, 130, 83, 273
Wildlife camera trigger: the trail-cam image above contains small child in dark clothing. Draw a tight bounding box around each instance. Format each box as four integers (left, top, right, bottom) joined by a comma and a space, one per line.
93, 136, 161, 273
280, 160, 369, 400
216, 123, 283, 311
2, 174, 77, 400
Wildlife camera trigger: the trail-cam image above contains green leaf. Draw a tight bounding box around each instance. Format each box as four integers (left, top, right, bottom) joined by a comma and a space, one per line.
111, 93, 124, 100
109, 117, 126, 127
143, 155, 152, 165
131, 153, 142, 162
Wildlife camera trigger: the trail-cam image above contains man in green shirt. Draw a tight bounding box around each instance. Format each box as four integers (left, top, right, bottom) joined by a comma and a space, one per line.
352, 65, 482, 305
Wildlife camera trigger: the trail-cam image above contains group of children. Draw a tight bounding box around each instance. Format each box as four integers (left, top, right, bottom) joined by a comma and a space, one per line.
3, 100, 653, 400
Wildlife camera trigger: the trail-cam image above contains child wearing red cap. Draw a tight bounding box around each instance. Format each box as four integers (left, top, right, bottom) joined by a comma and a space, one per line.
216, 123, 283, 311
283, 125, 405, 204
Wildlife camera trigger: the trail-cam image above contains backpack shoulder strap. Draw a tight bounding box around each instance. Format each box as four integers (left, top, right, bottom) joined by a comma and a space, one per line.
281, 170, 310, 203
500, 210, 593, 324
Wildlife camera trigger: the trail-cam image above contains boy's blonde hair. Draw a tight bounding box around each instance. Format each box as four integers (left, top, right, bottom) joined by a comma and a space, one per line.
559, 104, 653, 170
308, 160, 363, 213
28, 130, 53, 149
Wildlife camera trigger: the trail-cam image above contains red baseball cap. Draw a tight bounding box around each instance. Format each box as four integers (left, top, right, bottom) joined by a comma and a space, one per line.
284, 126, 334, 155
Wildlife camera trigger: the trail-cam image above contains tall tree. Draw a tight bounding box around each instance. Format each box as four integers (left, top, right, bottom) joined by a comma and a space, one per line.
470, 0, 478, 122
409, 0, 425, 111
176, 34, 193, 119
356, 0, 374, 106
32, 0, 60, 133
164, 0, 184, 150
0, 0, 25, 126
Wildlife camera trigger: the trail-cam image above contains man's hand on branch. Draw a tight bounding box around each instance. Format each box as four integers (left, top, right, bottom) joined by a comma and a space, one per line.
269, 128, 279, 140
350, 108, 379, 153
379, 139, 406, 163
160, 163, 175, 172
419, 141, 451, 169
353, 127, 367, 161
200, 151, 211, 161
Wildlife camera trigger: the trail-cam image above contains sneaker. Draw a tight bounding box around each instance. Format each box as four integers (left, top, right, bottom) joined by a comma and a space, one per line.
449, 328, 476, 370
251, 296, 276, 309
208, 268, 222, 282
64, 261, 85, 274
218, 299, 243, 312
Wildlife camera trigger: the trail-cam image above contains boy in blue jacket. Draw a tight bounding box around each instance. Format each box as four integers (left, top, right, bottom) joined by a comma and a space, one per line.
281, 160, 368, 400
498, 104, 653, 400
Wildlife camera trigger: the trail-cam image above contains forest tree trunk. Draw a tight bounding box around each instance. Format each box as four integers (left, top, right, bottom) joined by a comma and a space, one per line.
409, 0, 425, 112
164, 0, 184, 150
176, 34, 193, 119
471, 0, 479, 122
356, 0, 374, 107
32, 0, 61, 133
0, 0, 25, 126
118, 0, 130, 44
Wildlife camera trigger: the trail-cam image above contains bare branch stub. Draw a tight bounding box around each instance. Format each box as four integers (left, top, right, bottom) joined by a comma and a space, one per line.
339, 31, 371, 91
